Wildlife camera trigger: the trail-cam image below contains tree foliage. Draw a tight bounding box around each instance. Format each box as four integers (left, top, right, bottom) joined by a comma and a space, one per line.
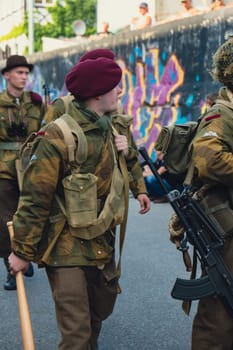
25, 0, 97, 52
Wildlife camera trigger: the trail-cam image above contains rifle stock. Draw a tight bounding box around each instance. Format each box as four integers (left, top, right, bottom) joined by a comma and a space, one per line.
139, 146, 233, 318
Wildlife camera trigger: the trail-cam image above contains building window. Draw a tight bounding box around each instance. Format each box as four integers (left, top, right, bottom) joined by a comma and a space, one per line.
34, 0, 55, 7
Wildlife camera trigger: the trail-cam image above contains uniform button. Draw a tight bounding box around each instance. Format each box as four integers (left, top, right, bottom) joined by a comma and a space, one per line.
79, 186, 83, 190
97, 250, 102, 255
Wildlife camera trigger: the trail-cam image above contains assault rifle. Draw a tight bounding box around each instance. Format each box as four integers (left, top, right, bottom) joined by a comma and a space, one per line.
139, 146, 233, 317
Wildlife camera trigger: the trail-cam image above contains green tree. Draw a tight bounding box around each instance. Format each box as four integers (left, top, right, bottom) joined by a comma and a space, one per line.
25, 0, 97, 52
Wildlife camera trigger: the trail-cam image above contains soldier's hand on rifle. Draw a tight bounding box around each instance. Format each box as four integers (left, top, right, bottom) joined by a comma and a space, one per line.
114, 134, 129, 156
8, 252, 30, 275
168, 212, 185, 246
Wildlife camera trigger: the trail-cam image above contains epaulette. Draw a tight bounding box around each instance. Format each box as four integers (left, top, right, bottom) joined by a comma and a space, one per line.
35, 131, 46, 137
30, 91, 43, 105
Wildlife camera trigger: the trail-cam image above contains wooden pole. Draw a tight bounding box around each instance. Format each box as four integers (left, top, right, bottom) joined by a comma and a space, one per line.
7, 221, 35, 350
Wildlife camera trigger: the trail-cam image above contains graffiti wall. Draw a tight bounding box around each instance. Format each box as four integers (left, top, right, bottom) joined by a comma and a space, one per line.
0, 7, 232, 159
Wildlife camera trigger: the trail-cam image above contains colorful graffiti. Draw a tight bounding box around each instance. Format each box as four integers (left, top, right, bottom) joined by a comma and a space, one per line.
118, 48, 185, 159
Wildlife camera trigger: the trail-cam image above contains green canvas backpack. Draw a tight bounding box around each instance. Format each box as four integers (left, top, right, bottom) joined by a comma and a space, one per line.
154, 121, 198, 177
16, 95, 88, 191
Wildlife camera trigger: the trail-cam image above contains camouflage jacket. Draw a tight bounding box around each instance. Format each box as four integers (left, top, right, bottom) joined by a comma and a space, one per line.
12, 100, 147, 267
0, 90, 44, 180
191, 86, 233, 234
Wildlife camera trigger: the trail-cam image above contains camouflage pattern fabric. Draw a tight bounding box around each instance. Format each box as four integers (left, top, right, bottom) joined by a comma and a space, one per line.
191, 86, 233, 232
12, 100, 147, 267
192, 87, 233, 192
0, 90, 44, 180
191, 86, 233, 350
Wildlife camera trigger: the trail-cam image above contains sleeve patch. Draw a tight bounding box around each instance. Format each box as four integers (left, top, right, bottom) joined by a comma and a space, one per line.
204, 114, 221, 122
36, 131, 46, 136
203, 131, 218, 137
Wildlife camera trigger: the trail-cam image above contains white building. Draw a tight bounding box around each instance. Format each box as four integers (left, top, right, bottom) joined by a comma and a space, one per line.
0, 0, 54, 56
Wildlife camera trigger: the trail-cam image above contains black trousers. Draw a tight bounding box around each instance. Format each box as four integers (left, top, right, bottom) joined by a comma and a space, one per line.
0, 179, 19, 257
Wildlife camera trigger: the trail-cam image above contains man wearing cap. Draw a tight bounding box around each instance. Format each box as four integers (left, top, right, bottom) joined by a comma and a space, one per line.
188, 38, 233, 348
0, 55, 44, 290
8, 49, 150, 349
131, 2, 154, 30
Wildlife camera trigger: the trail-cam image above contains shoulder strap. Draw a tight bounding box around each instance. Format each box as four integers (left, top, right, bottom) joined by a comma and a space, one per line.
111, 125, 129, 276
60, 95, 74, 114
54, 113, 88, 166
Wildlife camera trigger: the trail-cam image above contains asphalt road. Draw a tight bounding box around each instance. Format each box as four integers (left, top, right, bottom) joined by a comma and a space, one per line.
0, 198, 197, 350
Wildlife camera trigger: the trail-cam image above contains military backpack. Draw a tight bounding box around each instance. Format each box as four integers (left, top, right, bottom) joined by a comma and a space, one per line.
154, 121, 198, 177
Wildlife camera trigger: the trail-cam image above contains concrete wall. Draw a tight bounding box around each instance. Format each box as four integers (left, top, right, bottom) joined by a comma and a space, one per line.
1, 7, 233, 159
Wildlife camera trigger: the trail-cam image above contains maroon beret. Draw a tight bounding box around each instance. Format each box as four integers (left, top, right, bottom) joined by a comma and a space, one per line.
65, 57, 122, 99
30, 91, 42, 105
79, 48, 115, 62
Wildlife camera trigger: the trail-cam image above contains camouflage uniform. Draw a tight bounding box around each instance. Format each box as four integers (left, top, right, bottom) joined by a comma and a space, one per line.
12, 99, 147, 349
0, 90, 44, 257
191, 85, 233, 349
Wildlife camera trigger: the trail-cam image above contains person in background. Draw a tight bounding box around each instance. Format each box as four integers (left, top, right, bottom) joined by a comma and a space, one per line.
0, 55, 44, 290
209, 0, 225, 10
178, 0, 201, 17
143, 149, 184, 203
131, 2, 154, 30
98, 22, 112, 38
8, 48, 150, 350
89, 22, 112, 41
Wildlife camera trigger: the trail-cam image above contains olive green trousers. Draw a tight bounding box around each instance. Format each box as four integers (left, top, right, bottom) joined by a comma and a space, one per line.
46, 265, 119, 350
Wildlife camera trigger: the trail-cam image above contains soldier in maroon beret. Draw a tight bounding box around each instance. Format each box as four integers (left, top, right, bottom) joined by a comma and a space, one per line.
0, 55, 45, 290
9, 49, 150, 349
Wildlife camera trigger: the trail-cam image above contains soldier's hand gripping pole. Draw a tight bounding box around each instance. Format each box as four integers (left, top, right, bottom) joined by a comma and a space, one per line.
7, 221, 35, 350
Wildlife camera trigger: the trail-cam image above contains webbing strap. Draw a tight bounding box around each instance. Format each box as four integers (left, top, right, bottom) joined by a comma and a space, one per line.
0, 142, 22, 150
111, 125, 129, 277
54, 117, 75, 162
54, 113, 88, 165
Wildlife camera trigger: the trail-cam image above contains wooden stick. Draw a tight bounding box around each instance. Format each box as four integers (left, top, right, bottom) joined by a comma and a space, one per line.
7, 221, 35, 350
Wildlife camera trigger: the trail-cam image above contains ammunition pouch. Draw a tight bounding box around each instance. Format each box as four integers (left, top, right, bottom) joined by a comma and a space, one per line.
200, 186, 233, 237
60, 163, 125, 240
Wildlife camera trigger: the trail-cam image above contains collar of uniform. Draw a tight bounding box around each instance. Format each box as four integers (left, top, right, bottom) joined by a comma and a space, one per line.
73, 99, 112, 135
6, 90, 24, 104
219, 86, 233, 103
0, 90, 19, 107
225, 88, 233, 104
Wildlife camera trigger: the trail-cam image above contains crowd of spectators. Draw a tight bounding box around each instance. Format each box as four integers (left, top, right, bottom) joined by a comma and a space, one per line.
93, 1, 232, 37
